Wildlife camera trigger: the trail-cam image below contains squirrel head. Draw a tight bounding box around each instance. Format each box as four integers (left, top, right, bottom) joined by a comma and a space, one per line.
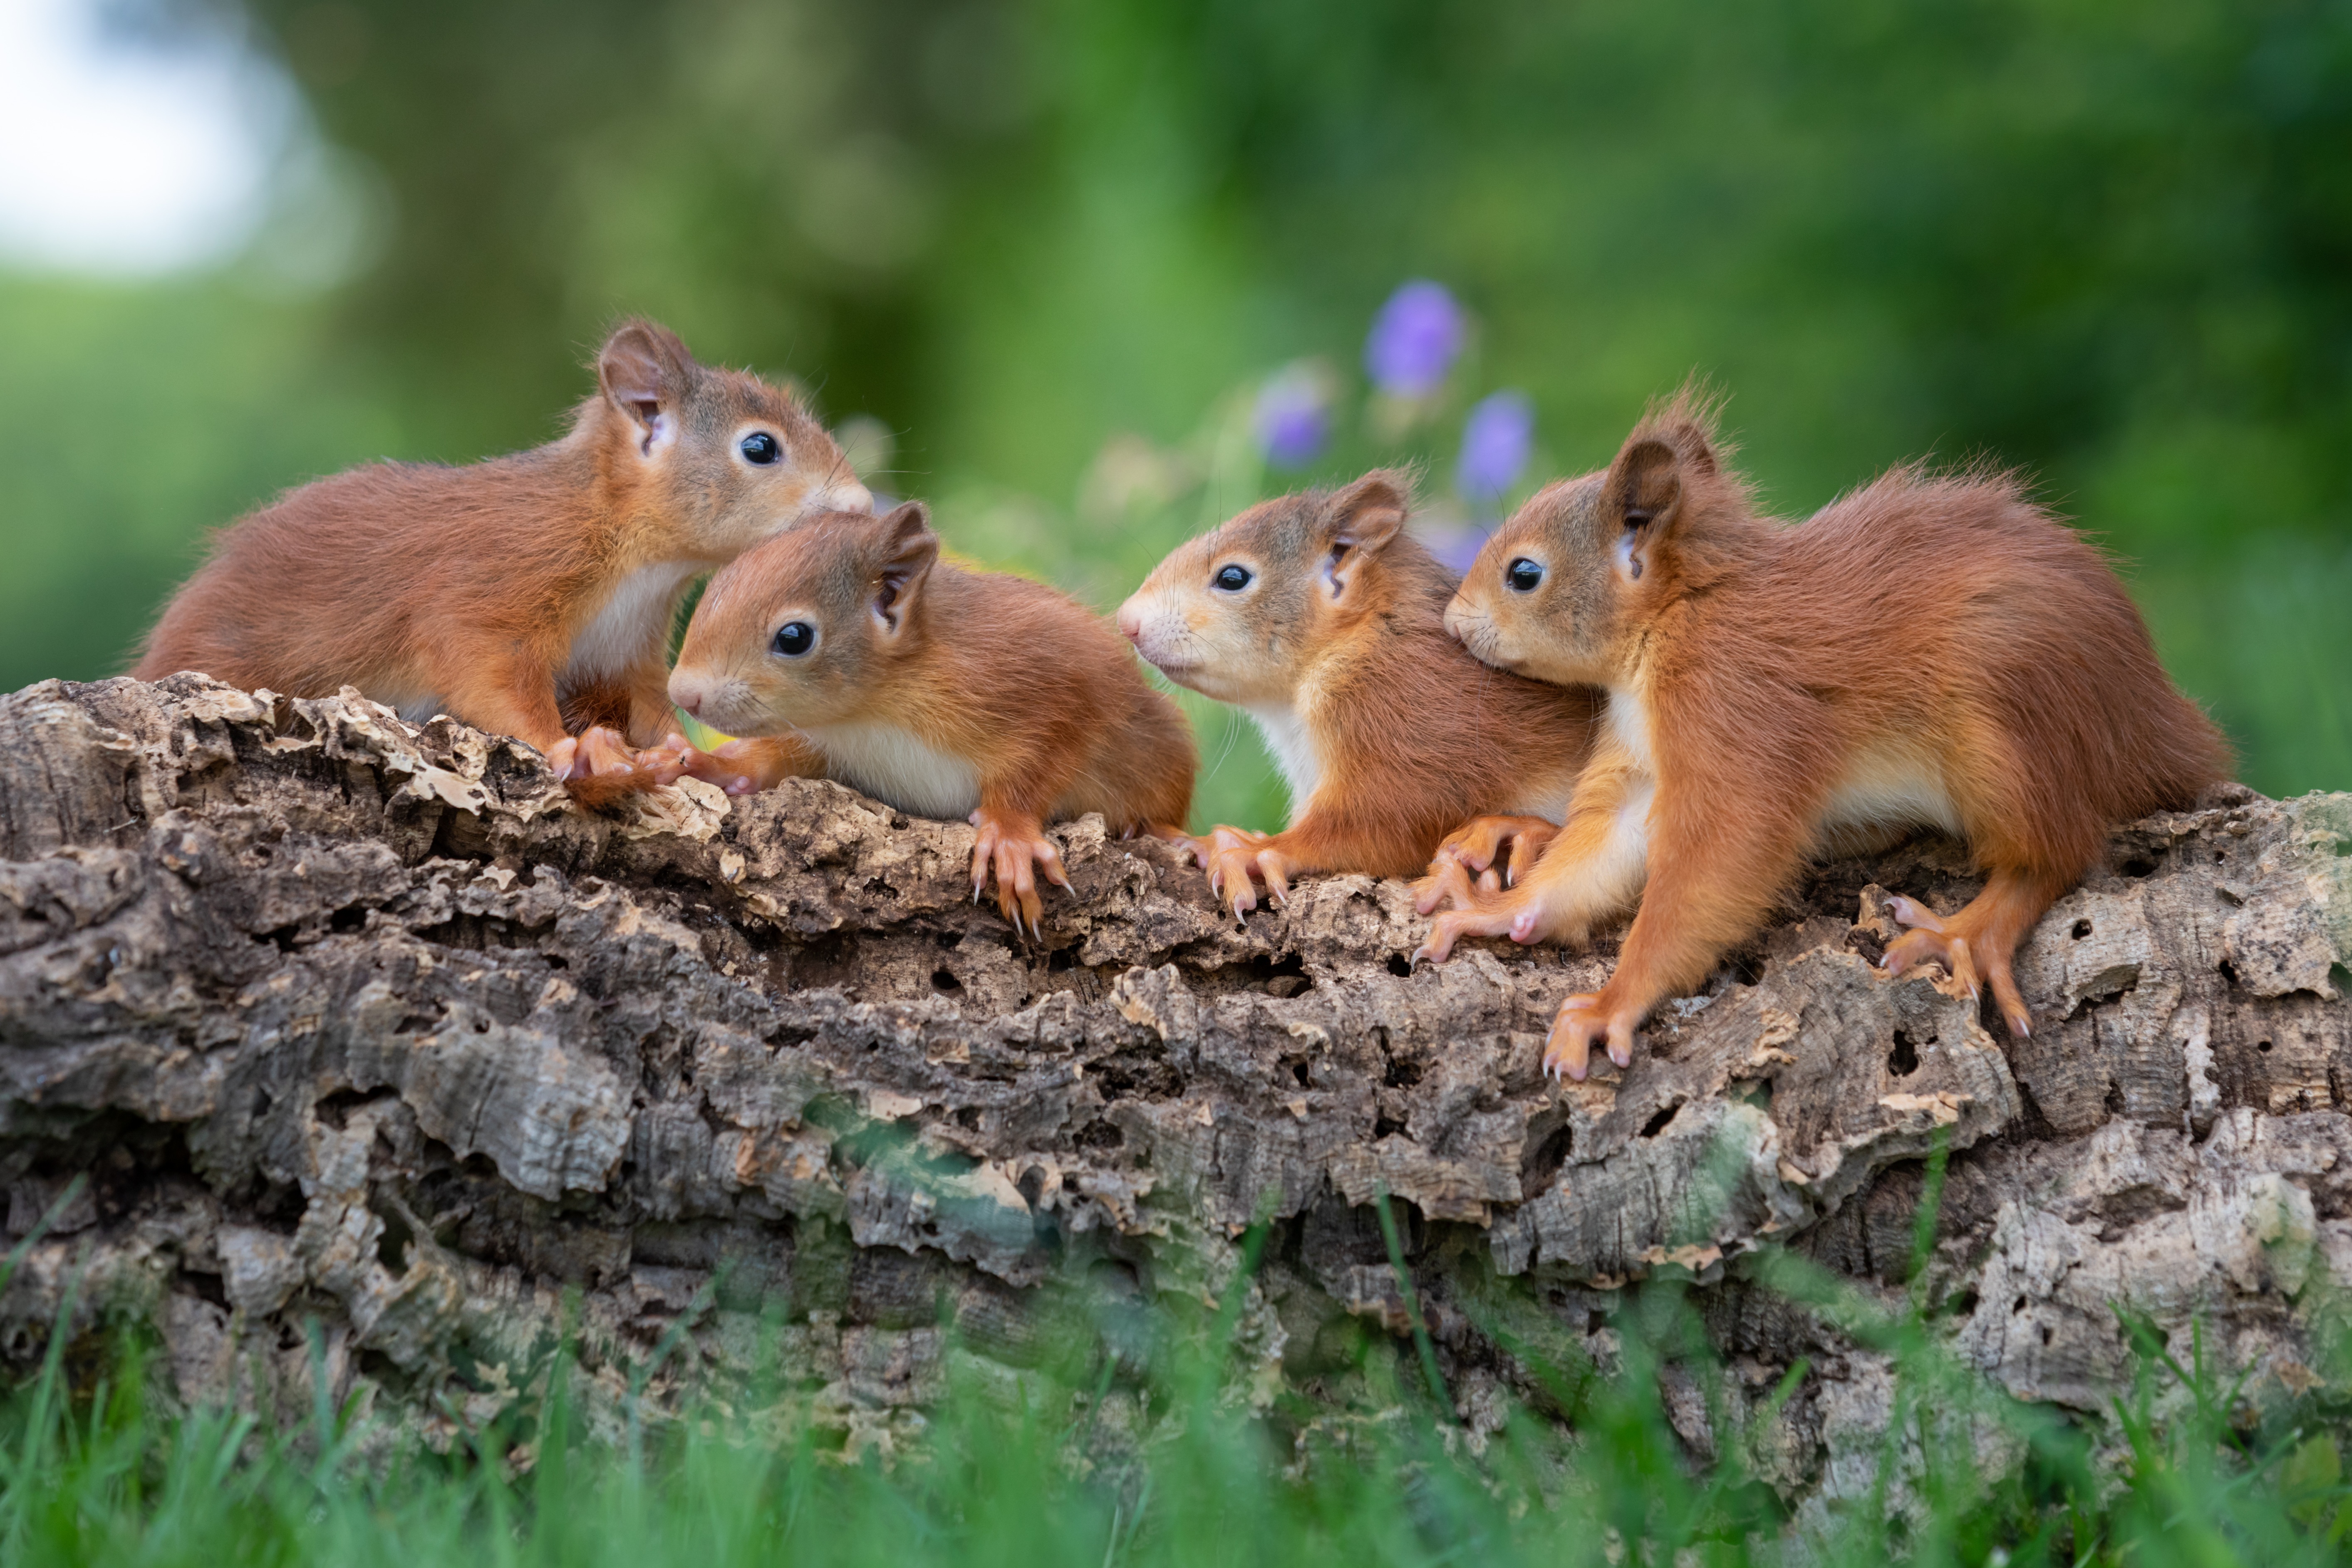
668, 501, 938, 735
1448, 395, 1736, 687
1117, 471, 1417, 706
588, 319, 873, 557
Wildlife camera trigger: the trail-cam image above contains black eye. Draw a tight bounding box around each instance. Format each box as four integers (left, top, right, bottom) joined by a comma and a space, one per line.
741, 431, 781, 465
771, 621, 815, 656
1213, 564, 1252, 592
1506, 558, 1544, 592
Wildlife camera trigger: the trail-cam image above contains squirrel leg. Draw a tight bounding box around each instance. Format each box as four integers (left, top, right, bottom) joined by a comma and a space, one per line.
1881, 868, 2069, 1037
969, 804, 1072, 938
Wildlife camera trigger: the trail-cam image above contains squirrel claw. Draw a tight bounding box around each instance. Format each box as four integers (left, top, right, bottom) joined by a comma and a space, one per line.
1544, 993, 1640, 1081
968, 808, 1062, 936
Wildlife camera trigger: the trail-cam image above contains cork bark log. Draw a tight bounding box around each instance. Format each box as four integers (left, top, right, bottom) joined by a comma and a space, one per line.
2, 675, 2349, 1513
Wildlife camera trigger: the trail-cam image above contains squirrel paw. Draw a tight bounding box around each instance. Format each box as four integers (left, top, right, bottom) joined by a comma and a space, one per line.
1409, 855, 1505, 917
552, 725, 666, 806
658, 738, 769, 796
1879, 894, 2033, 1037
1192, 826, 1293, 922
1411, 887, 1529, 965
1431, 815, 1559, 890
969, 808, 1071, 938
1543, 992, 1640, 1081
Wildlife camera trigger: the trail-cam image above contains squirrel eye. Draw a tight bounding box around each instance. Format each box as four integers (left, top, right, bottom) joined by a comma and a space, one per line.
771, 621, 816, 657
1506, 558, 1544, 592
741, 431, 781, 465
1213, 564, 1252, 592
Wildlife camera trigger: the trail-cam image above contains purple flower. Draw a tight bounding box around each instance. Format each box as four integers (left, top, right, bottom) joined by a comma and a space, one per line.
1364, 280, 1464, 399
1252, 364, 1330, 468
1457, 390, 1534, 503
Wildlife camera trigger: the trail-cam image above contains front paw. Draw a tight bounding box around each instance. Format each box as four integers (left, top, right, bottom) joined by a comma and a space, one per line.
1542, 991, 1642, 1081
1191, 826, 1288, 921
1432, 815, 1559, 889
969, 810, 1073, 937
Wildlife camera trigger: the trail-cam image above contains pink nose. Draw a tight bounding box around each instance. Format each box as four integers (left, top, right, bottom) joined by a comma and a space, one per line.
1116, 604, 1141, 642
669, 677, 705, 716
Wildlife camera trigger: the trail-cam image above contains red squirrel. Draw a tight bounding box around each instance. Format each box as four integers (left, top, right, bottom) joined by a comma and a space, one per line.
1116, 471, 1600, 919
134, 320, 870, 799
662, 502, 1196, 933
1418, 394, 2232, 1079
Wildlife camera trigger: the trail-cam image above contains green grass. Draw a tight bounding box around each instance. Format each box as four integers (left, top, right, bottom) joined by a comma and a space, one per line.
9, 1168, 2352, 1567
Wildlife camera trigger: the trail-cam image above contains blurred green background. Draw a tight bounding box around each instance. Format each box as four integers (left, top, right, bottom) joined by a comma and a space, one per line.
4, 0, 2347, 834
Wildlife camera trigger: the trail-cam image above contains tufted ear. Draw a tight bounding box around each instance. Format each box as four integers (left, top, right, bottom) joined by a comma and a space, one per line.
871, 501, 938, 637
1604, 420, 1715, 582
1324, 470, 1412, 555
597, 320, 697, 456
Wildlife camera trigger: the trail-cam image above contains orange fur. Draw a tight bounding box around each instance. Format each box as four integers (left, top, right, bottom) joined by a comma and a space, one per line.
134, 320, 870, 798
1424, 393, 2232, 1077
1119, 471, 1600, 918
666, 504, 1195, 931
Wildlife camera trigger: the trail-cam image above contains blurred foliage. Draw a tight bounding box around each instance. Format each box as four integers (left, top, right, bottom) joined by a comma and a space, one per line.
2, 0, 2348, 827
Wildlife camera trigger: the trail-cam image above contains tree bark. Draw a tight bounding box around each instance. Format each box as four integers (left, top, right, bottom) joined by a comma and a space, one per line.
2, 675, 2348, 1508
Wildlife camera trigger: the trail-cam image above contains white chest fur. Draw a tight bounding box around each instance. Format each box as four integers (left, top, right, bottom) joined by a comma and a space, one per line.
1242, 703, 1321, 826
803, 720, 982, 821
566, 562, 701, 682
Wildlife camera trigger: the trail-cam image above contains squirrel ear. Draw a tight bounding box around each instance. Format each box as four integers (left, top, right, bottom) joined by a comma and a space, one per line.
597, 320, 696, 451
873, 501, 938, 636
1606, 431, 1701, 583
1327, 471, 1411, 555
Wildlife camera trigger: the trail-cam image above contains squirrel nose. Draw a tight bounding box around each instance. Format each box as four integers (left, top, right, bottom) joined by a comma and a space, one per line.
819, 481, 875, 514
1116, 604, 1141, 642
668, 675, 706, 716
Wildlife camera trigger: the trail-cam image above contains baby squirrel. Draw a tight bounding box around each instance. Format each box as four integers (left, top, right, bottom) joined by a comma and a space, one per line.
662, 502, 1196, 932
1118, 471, 1600, 919
135, 320, 870, 800
1419, 393, 2232, 1079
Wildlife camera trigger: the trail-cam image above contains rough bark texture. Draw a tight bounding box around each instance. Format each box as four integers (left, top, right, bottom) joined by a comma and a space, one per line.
2, 676, 2349, 1509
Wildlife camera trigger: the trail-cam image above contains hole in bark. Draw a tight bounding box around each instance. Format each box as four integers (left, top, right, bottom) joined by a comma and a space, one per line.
1073, 1121, 1123, 1151
392, 1013, 439, 1035
1016, 1166, 1047, 1208
1523, 1122, 1574, 1191
374, 1205, 413, 1271
1586, 1309, 1608, 1335
1640, 1103, 1678, 1139
931, 968, 963, 994
2258, 1038, 2273, 1054
2118, 855, 2158, 878
2012, 1296, 2028, 1315
258, 924, 301, 953
1888, 1031, 1920, 1077
2040, 1324, 2053, 1345
330, 904, 368, 934
1946, 1287, 1979, 1318
935, 929, 964, 950
1373, 1114, 1406, 1139
2219, 959, 2240, 989
1290, 1060, 1312, 1089
1386, 954, 1413, 977
1244, 953, 1312, 996
2071, 919, 2093, 940
1383, 1057, 1423, 1089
